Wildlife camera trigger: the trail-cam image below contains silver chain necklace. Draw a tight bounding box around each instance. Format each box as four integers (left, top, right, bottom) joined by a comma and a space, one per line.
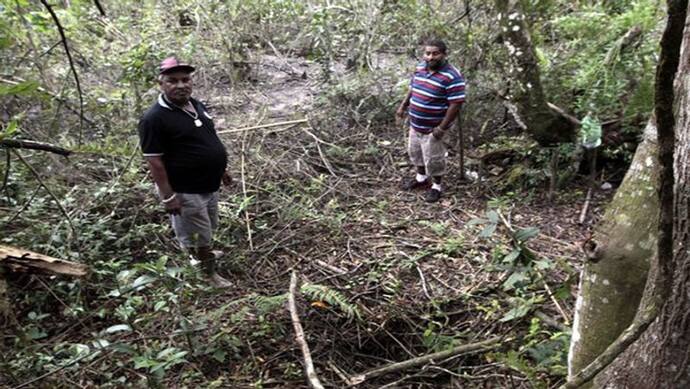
165, 95, 203, 127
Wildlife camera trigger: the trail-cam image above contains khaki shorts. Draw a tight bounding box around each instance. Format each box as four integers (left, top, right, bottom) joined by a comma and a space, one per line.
170, 192, 219, 248
408, 128, 447, 177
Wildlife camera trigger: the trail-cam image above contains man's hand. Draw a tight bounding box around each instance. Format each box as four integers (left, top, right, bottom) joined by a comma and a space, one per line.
432, 126, 446, 139
395, 104, 407, 124
163, 195, 182, 215
222, 171, 233, 186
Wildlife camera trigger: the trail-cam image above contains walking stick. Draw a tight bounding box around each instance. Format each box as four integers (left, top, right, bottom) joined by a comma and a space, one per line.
455, 106, 466, 181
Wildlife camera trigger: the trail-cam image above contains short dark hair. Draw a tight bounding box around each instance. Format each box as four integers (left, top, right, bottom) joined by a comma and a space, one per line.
424, 38, 447, 54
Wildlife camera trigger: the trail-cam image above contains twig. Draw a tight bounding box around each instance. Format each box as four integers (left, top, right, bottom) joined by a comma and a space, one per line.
1, 139, 72, 156
349, 336, 503, 385
288, 271, 325, 389
93, 0, 106, 16
39, 0, 85, 145
217, 119, 307, 134
240, 130, 254, 251
301, 128, 338, 177
416, 264, 433, 301
578, 187, 592, 225
1, 149, 9, 198
13, 150, 76, 236
4, 185, 41, 226
327, 360, 354, 386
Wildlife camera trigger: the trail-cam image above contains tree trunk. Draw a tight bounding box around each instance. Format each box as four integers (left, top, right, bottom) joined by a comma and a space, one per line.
495, 0, 577, 145
567, 119, 659, 380
568, 2, 690, 387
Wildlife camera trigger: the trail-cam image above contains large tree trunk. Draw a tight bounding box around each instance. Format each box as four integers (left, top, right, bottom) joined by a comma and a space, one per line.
495, 0, 577, 145
568, 2, 690, 387
567, 119, 659, 379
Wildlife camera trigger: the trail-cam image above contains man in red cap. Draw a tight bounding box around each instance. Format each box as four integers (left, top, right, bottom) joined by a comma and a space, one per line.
138, 56, 233, 288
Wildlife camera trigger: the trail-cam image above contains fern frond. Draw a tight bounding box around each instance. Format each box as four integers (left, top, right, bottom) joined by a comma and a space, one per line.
253, 293, 288, 315
300, 283, 361, 320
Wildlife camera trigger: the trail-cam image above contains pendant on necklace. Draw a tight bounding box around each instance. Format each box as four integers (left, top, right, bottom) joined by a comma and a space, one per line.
194, 119, 202, 127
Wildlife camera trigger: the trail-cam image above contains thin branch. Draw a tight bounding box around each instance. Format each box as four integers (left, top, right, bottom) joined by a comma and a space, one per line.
288, 271, 325, 389
240, 129, 254, 251
217, 119, 307, 134
39, 0, 85, 145
13, 150, 76, 236
349, 336, 503, 385
1, 139, 72, 156
1, 149, 10, 196
93, 0, 106, 16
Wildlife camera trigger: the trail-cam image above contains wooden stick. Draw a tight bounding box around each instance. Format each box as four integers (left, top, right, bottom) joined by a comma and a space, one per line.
1, 139, 72, 156
288, 271, 325, 389
240, 130, 254, 251
349, 336, 503, 385
217, 119, 307, 134
578, 187, 593, 225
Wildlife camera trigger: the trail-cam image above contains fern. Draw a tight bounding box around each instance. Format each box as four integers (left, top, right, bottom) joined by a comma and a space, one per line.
254, 293, 288, 315
300, 283, 361, 320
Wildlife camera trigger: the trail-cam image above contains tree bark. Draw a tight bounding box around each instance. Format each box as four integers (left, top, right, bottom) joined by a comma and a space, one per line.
568, 2, 690, 387
567, 119, 659, 380
495, 0, 577, 145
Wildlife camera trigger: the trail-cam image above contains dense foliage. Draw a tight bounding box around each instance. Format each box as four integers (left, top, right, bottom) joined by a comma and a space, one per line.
0, 0, 665, 387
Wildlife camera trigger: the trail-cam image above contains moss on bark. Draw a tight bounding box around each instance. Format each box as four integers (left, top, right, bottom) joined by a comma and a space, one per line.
568, 120, 659, 380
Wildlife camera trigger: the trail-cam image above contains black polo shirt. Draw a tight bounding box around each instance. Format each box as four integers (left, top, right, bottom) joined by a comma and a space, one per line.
138, 95, 228, 193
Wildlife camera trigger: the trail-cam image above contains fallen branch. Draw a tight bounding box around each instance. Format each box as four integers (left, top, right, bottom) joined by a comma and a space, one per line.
349, 336, 503, 385
578, 188, 593, 225
288, 271, 325, 389
217, 119, 307, 134
0, 139, 72, 156
0, 245, 88, 276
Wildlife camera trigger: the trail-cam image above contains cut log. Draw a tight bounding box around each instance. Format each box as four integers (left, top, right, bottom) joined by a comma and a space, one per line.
0, 245, 88, 276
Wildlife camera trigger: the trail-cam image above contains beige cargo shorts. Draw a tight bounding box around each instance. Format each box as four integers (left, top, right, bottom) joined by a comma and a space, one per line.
170, 192, 219, 248
407, 128, 447, 177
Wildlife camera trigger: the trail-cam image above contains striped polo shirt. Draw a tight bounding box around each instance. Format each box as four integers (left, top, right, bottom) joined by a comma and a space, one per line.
408, 61, 466, 133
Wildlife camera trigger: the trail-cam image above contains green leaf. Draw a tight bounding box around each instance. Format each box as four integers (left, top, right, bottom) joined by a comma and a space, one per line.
479, 223, 496, 238
502, 271, 530, 291
212, 349, 227, 363
129, 275, 156, 291
503, 249, 522, 263
0, 121, 18, 140
465, 217, 486, 227
486, 210, 499, 223
26, 327, 47, 340
514, 227, 539, 242
0, 80, 39, 96
104, 324, 132, 334
499, 301, 533, 322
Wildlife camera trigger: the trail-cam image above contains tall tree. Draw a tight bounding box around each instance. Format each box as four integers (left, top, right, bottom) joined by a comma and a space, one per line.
495, 0, 578, 145
566, 1, 689, 387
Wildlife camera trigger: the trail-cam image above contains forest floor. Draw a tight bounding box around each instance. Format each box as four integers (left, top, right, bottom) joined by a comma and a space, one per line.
163, 54, 615, 387
1, 53, 616, 388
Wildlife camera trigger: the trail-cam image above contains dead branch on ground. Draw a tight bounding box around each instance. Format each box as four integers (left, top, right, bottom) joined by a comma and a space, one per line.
288, 271, 325, 389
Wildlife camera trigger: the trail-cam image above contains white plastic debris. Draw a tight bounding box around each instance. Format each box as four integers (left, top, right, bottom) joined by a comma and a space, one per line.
601, 182, 613, 191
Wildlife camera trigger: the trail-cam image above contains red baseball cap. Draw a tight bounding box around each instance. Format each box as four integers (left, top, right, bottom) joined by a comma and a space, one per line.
159, 56, 195, 75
